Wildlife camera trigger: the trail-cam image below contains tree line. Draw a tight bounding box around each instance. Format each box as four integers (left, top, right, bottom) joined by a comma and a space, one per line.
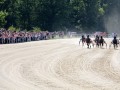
0, 0, 119, 32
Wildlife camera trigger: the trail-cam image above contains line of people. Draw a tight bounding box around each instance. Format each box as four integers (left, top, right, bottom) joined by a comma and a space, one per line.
0, 29, 64, 44
0, 30, 51, 44
79, 35, 120, 49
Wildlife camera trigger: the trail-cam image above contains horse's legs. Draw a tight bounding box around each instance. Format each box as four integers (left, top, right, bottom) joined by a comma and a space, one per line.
114, 44, 116, 49
92, 43, 94, 48
82, 42, 84, 47
87, 43, 90, 48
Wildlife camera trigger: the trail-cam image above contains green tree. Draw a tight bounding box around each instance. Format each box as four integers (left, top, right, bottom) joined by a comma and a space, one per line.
0, 0, 8, 27
0, 0, 118, 32
0, 11, 8, 27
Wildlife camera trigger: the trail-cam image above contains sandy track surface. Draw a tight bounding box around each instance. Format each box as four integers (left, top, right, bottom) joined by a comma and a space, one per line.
0, 38, 120, 90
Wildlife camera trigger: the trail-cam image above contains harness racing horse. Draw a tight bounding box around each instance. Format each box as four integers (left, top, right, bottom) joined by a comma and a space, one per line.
79, 35, 86, 47
99, 36, 107, 48
94, 35, 100, 48
86, 35, 94, 48
109, 36, 119, 49
94, 36, 107, 48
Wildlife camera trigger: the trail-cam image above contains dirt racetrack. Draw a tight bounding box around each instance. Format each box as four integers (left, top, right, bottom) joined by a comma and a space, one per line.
0, 38, 120, 90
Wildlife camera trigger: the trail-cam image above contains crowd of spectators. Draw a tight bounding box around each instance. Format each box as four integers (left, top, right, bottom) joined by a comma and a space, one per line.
0, 28, 64, 44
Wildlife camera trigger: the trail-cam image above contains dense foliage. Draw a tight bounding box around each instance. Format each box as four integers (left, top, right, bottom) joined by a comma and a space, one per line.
0, 0, 119, 32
